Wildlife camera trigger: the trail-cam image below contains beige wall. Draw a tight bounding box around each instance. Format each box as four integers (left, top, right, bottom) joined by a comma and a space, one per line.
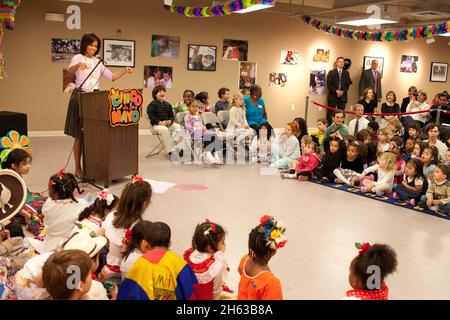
0, 0, 449, 131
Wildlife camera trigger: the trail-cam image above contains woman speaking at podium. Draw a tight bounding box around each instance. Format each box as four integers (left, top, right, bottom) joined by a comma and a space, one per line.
64, 33, 133, 179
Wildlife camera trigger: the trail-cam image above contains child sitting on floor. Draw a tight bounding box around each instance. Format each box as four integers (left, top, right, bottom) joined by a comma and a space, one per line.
99, 176, 152, 281
422, 146, 439, 181
377, 128, 390, 154
392, 147, 406, 186
75, 189, 119, 237
27, 170, 88, 254
411, 141, 426, 161
345, 242, 397, 300
309, 118, 327, 146
271, 122, 300, 169
313, 137, 346, 183
2, 148, 46, 237
42, 249, 93, 300
333, 142, 365, 186
360, 152, 397, 196
419, 164, 450, 215
281, 141, 320, 181
393, 158, 427, 206
120, 220, 153, 278
403, 138, 416, 162
367, 121, 379, 142
184, 220, 233, 300
0, 225, 32, 273
118, 222, 199, 300
238, 215, 286, 300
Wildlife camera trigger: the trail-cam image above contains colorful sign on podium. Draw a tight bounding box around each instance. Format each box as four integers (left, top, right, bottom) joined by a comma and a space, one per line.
108, 88, 143, 127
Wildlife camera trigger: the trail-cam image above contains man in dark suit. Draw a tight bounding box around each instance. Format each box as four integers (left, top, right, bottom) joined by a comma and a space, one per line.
326, 57, 352, 124
359, 59, 382, 102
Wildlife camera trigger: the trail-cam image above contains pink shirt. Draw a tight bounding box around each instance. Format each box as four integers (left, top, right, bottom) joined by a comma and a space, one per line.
69, 54, 113, 92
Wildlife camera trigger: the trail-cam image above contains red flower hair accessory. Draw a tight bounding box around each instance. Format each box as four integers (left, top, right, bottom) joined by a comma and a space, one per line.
57, 169, 64, 179
204, 219, 216, 236
122, 228, 133, 245
131, 175, 143, 184
355, 242, 372, 256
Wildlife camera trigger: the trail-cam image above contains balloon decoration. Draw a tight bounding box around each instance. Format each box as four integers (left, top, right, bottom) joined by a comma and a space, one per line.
344, 58, 352, 70
0, 0, 21, 30
164, 0, 276, 18
302, 15, 450, 42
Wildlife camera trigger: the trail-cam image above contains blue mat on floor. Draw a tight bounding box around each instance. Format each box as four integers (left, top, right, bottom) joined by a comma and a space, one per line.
309, 179, 450, 221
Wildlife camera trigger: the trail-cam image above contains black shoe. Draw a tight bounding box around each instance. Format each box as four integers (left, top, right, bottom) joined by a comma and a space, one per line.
320, 177, 329, 184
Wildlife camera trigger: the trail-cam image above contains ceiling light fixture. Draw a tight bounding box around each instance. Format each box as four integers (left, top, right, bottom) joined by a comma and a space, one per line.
336, 13, 398, 26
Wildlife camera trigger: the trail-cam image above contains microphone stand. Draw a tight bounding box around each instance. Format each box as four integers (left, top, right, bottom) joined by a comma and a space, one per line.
76, 57, 105, 190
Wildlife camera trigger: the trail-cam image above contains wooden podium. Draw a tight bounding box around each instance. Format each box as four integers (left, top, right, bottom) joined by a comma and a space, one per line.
81, 90, 138, 187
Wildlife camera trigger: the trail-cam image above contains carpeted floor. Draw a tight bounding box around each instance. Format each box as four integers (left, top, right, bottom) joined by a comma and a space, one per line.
21, 135, 450, 300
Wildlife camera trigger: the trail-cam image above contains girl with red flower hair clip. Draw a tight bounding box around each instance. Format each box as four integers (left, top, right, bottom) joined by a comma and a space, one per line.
183, 220, 235, 300
344, 242, 398, 300
98, 178, 152, 282
237, 215, 286, 300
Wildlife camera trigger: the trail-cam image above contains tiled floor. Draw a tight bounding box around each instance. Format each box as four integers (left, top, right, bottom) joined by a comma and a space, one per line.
22, 135, 450, 299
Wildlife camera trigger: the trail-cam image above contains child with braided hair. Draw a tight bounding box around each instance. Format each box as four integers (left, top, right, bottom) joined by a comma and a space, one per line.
184, 220, 234, 300
238, 215, 287, 300
26, 170, 88, 254
99, 175, 152, 281
345, 242, 398, 300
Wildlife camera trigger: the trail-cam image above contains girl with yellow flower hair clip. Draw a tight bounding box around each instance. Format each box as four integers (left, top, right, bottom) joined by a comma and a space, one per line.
237, 215, 286, 300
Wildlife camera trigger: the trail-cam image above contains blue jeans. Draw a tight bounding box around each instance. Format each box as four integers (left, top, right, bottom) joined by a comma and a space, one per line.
419, 195, 450, 214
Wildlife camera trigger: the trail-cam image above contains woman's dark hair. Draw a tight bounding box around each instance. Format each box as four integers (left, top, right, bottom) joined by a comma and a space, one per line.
407, 158, 424, 179
192, 221, 225, 253
424, 123, 441, 135
113, 180, 152, 229
80, 33, 101, 56
249, 84, 262, 97
152, 85, 166, 100
350, 244, 397, 291
367, 121, 379, 132
293, 117, 308, 139
423, 145, 439, 165
415, 141, 427, 157
78, 194, 119, 221
195, 91, 209, 104
362, 87, 374, 101
183, 89, 195, 97
2, 148, 31, 170
49, 172, 83, 202
248, 227, 276, 265
123, 220, 153, 259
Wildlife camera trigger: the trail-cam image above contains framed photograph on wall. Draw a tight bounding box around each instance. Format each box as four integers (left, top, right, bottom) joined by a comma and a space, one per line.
269, 72, 287, 87
430, 62, 448, 82
144, 66, 173, 89
103, 39, 135, 68
151, 35, 180, 58
51, 38, 80, 63
400, 55, 418, 73
223, 39, 248, 61
309, 70, 326, 95
188, 45, 217, 71
239, 62, 257, 90
363, 56, 384, 77
280, 50, 299, 65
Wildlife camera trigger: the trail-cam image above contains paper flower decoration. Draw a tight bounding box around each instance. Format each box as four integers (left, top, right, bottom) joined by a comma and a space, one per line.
0, 130, 31, 164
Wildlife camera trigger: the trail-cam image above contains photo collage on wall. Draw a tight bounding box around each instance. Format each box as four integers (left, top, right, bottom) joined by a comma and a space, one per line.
309, 48, 331, 96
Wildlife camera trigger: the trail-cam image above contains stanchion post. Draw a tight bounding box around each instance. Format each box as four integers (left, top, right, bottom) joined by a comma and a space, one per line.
436, 105, 442, 125
304, 95, 309, 124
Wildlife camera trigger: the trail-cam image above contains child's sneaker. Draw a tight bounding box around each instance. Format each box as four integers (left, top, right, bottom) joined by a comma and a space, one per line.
281, 173, 296, 179
360, 187, 367, 193
392, 192, 399, 200
409, 199, 416, 206
320, 177, 329, 184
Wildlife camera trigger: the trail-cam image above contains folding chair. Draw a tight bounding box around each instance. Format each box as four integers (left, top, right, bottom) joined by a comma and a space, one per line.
217, 110, 230, 127
201, 112, 224, 131
176, 111, 188, 128
144, 112, 165, 158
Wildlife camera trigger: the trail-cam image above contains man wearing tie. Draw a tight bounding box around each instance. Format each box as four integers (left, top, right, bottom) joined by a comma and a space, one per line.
359, 59, 382, 103
326, 57, 352, 124
348, 104, 369, 137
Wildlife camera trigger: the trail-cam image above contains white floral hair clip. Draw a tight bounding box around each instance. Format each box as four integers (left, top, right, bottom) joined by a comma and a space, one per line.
97, 189, 114, 206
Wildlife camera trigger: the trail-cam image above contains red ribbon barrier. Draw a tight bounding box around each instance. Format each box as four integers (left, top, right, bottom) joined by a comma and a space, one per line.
311, 101, 449, 117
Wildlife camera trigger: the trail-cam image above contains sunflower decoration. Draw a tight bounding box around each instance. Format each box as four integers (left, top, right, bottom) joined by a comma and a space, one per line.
257, 215, 287, 250
0, 130, 31, 165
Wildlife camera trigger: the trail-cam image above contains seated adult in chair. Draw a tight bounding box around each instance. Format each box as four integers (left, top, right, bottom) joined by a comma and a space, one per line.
147, 86, 181, 157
